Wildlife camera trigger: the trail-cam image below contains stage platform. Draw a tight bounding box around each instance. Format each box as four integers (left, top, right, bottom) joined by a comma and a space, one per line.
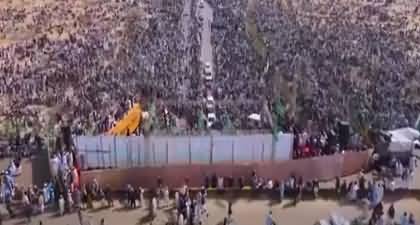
81, 151, 370, 189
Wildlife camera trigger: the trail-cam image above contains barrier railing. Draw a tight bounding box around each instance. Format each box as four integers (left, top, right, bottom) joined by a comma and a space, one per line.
74, 133, 294, 170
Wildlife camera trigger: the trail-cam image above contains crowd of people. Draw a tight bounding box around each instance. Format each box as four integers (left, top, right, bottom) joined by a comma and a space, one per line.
1, 164, 418, 225
1, 0, 420, 136
254, 0, 420, 132
334, 172, 417, 225
0, 0, 201, 136
208, 0, 269, 130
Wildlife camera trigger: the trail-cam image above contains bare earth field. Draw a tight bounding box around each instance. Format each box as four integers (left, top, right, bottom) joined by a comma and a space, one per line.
1, 157, 420, 225
3, 196, 420, 225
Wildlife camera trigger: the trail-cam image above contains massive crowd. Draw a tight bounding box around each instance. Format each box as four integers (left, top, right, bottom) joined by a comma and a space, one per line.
1, 0, 420, 136
209, 0, 269, 130
0, 0, 200, 135
254, 0, 420, 132
1, 2, 420, 224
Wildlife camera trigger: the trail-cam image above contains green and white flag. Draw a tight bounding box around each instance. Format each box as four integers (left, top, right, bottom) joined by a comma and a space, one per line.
415, 114, 420, 132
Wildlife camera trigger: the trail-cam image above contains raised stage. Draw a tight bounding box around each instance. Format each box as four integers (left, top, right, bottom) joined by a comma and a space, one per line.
80, 151, 370, 189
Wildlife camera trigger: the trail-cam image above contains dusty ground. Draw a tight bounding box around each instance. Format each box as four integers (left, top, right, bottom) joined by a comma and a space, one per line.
0, 158, 34, 186
1, 157, 420, 225
3, 196, 420, 225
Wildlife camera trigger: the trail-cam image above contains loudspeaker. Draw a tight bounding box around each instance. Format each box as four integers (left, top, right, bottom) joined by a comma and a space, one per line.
338, 121, 350, 150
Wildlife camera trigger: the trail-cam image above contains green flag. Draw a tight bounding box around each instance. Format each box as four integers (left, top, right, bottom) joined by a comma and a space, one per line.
197, 110, 206, 130
271, 97, 286, 139
415, 114, 420, 132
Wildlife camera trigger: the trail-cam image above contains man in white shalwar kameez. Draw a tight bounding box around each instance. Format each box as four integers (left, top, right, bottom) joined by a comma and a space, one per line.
193, 200, 201, 225
178, 213, 185, 225
279, 181, 285, 202
151, 197, 157, 217
50, 155, 60, 178
138, 187, 144, 208
38, 193, 45, 214
175, 191, 180, 209
348, 182, 358, 201
265, 210, 275, 225
163, 186, 170, 207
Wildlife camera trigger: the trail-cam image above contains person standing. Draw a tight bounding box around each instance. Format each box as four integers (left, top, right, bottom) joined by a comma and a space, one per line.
38, 192, 45, 214
265, 210, 276, 225
138, 187, 144, 208
340, 180, 347, 198
175, 191, 180, 209
408, 213, 415, 225
400, 212, 409, 225
178, 212, 185, 225
387, 204, 395, 222
151, 197, 157, 217
73, 188, 82, 210
335, 176, 340, 197
130, 187, 136, 209
279, 180, 285, 203
358, 172, 366, 199
163, 186, 170, 207
23, 191, 32, 222
58, 195, 65, 216
5, 191, 15, 218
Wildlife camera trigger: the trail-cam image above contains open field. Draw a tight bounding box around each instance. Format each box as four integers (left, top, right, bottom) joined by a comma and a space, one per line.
3, 196, 420, 225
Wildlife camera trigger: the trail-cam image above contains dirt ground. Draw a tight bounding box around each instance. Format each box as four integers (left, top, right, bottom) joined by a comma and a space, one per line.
3, 195, 420, 225
1, 158, 420, 225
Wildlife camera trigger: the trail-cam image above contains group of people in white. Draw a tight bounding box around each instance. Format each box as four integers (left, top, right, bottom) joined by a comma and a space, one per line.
340, 168, 417, 225
121, 183, 211, 225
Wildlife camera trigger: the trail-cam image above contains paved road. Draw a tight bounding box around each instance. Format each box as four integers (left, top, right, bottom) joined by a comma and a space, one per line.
181, 0, 192, 48
198, 0, 214, 66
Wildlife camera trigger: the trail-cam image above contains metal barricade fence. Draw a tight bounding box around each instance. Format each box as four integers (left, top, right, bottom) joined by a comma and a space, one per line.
74, 133, 293, 170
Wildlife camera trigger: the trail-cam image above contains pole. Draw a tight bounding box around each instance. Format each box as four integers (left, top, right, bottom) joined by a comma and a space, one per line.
113, 136, 118, 168
231, 140, 234, 165
210, 135, 214, 164
188, 136, 192, 165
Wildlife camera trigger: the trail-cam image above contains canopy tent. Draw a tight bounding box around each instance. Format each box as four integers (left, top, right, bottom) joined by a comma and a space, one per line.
388, 127, 420, 140
248, 113, 261, 121
386, 127, 420, 153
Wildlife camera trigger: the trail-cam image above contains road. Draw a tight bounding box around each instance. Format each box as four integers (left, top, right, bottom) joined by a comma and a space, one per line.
198, 0, 214, 66
181, 0, 193, 49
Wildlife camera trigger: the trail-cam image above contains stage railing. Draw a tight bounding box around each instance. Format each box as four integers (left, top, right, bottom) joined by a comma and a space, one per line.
74, 133, 294, 170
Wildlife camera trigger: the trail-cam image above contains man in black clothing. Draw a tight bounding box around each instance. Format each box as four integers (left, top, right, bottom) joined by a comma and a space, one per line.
358, 173, 366, 199
227, 176, 234, 188
211, 173, 217, 188
387, 204, 395, 220
335, 177, 340, 196
204, 175, 210, 189
104, 185, 113, 207
238, 176, 244, 189
227, 202, 233, 217
128, 187, 136, 208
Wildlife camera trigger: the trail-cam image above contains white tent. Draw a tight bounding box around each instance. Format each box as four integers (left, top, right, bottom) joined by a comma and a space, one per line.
248, 113, 261, 121
388, 127, 420, 140
387, 127, 420, 153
